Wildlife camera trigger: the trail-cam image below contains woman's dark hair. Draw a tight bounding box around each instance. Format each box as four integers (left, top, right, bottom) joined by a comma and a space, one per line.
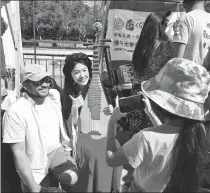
49, 77, 63, 94
132, 12, 169, 76
62, 53, 92, 119
63, 52, 92, 89
150, 100, 209, 192
49, 77, 58, 89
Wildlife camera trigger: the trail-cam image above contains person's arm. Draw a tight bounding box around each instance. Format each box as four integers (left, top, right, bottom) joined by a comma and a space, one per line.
11, 142, 65, 193
106, 105, 150, 168
140, 91, 162, 126
71, 106, 79, 127
2, 111, 40, 192
10, 142, 41, 192
106, 96, 130, 167
172, 42, 187, 58
69, 95, 84, 127
103, 104, 114, 116
67, 95, 84, 155
106, 106, 128, 167
172, 14, 192, 59
146, 110, 162, 127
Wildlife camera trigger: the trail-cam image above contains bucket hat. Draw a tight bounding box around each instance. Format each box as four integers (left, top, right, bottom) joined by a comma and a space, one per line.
141, 58, 210, 121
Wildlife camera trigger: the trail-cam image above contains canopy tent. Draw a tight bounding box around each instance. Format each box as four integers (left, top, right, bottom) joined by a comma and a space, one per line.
1, 1, 23, 97
104, 0, 185, 72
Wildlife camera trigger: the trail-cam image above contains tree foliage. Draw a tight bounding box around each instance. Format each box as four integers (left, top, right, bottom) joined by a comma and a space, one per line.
20, 1, 34, 40
20, 1, 102, 41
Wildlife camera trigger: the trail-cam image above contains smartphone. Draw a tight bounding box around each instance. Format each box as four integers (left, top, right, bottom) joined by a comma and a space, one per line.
119, 94, 145, 113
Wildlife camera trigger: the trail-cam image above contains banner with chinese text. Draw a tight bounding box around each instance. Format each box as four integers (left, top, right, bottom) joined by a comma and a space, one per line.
106, 1, 185, 69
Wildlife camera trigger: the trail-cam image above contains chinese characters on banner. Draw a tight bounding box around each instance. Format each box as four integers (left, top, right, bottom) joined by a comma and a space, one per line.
106, 9, 151, 63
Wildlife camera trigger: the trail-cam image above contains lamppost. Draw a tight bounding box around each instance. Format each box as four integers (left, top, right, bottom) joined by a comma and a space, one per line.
32, 1, 36, 63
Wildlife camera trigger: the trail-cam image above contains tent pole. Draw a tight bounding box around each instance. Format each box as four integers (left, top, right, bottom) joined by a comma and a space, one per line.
0, 0, 2, 126
33, 1, 36, 63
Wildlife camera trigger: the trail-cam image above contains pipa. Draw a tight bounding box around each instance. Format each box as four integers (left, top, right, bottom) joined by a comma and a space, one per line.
79, 23, 111, 139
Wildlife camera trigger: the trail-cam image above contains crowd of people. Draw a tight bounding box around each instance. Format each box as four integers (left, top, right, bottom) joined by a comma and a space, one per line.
1, 0, 210, 192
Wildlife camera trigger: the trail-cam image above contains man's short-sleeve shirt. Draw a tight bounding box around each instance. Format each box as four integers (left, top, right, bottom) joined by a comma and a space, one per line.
2, 89, 70, 184
173, 9, 210, 65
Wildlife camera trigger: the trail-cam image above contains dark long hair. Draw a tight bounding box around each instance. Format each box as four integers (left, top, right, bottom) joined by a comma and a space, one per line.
169, 121, 209, 192
150, 100, 210, 192
62, 53, 92, 119
132, 12, 169, 76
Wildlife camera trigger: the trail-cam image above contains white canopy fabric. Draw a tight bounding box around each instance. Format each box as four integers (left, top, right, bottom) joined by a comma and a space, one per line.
1, 2, 16, 69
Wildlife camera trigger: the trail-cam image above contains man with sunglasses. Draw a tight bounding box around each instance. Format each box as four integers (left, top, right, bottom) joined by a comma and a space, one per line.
2, 64, 78, 192
172, 0, 210, 68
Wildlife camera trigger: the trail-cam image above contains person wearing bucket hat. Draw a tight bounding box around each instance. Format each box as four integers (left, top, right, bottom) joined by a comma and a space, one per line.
106, 58, 210, 192
2, 64, 78, 192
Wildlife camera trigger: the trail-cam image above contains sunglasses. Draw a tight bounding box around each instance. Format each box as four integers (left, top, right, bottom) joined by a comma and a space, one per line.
29, 76, 52, 86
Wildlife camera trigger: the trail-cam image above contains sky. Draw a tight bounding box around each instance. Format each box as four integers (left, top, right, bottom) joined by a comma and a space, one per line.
83, 1, 95, 7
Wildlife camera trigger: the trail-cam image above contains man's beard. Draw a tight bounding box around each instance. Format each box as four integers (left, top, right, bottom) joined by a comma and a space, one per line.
26, 90, 49, 99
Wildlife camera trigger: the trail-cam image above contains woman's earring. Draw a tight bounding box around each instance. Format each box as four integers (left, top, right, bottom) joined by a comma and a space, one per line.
73, 81, 75, 85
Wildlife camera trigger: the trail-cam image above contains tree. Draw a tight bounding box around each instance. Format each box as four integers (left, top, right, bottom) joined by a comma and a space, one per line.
20, 1, 33, 40
35, 1, 64, 39
20, 0, 102, 41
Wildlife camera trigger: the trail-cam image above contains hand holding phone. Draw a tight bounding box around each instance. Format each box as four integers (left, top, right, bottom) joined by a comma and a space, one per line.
140, 92, 152, 115
118, 94, 145, 113
103, 104, 114, 116
110, 96, 127, 122
140, 91, 162, 126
